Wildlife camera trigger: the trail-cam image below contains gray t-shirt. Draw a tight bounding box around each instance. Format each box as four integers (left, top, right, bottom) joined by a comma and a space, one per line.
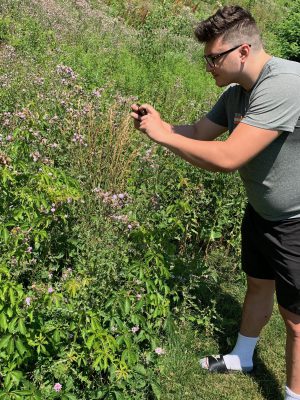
207, 57, 300, 221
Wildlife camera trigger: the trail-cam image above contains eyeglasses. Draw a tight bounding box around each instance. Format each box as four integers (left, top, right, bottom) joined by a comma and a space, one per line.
204, 44, 251, 68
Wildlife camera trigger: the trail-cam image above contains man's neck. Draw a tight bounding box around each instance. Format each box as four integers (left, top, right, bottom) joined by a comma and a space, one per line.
240, 52, 273, 91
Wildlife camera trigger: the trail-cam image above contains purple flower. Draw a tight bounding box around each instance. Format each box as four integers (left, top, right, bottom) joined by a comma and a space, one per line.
51, 207, 56, 213
26, 246, 33, 253
131, 326, 140, 333
154, 347, 166, 355
25, 297, 31, 306
48, 287, 54, 294
53, 383, 62, 392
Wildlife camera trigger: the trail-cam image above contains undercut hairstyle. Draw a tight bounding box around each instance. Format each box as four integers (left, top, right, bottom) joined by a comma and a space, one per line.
194, 5, 262, 50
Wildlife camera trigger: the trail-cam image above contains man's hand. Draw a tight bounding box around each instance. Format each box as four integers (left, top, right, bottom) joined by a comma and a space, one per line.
130, 103, 172, 143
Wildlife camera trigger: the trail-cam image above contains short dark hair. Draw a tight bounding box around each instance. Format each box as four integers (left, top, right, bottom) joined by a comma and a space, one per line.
194, 5, 262, 49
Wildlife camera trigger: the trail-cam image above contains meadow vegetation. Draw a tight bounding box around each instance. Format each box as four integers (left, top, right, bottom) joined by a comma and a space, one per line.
0, 0, 298, 398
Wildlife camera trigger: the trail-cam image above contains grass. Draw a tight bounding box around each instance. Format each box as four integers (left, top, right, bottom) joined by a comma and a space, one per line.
159, 279, 286, 400
0, 0, 292, 398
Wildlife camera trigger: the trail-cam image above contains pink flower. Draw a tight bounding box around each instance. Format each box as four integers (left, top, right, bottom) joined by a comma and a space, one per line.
154, 347, 166, 355
48, 287, 54, 294
131, 326, 139, 333
26, 246, 33, 253
53, 383, 62, 392
136, 294, 142, 300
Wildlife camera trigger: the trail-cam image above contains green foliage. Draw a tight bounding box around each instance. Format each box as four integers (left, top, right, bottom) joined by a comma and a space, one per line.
276, 1, 300, 61
0, 0, 283, 398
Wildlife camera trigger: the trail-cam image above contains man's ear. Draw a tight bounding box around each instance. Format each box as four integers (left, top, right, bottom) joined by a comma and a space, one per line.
240, 44, 250, 62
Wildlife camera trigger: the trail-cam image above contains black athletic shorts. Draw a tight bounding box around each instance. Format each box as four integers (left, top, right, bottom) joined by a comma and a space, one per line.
241, 203, 300, 315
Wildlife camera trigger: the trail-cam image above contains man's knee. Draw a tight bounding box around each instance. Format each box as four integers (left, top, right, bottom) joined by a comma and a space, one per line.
279, 306, 300, 338
246, 275, 275, 296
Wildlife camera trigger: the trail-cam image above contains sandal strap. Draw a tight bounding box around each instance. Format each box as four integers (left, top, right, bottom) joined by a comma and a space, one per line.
207, 355, 228, 373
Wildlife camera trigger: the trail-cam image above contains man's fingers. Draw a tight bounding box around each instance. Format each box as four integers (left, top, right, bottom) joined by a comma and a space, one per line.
130, 111, 141, 120
140, 104, 158, 115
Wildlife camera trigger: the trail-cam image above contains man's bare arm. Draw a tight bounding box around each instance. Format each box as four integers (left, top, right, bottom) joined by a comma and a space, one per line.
163, 117, 227, 164
169, 116, 227, 141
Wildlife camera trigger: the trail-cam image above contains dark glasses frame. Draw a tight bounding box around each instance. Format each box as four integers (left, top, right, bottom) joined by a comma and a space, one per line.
204, 44, 251, 68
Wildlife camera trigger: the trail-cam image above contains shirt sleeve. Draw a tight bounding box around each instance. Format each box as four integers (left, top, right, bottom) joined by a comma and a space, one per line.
206, 89, 229, 128
242, 74, 300, 132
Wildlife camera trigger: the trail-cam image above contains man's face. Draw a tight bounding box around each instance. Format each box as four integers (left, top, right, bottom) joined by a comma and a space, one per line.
204, 37, 243, 87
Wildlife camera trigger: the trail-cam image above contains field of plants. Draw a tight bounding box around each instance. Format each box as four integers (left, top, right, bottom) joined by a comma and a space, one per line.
0, 0, 299, 399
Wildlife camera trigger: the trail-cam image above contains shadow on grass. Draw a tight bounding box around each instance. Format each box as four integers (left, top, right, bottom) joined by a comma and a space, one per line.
199, 286, 284, 400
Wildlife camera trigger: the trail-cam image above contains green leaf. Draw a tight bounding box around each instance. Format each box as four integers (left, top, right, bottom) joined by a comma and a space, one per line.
124, 298, 131, 315
16, 338, 27, 356
151, 382, 161, 399
0, 227, 9, 244
17, 318, 26, 335
64, 394, 78, 400
86, 334, 95, 350
6, 308, 13, 318
0, 334, 11, 348
133, 364, 147, 377
53, 329, 60, 343
9, 288, 16, 306
7, 336, 15, 354
0, 313, 8, 331
13, 391, 33, 396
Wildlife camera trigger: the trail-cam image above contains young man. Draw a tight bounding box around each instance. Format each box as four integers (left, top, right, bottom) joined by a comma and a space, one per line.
131, 5, 300, 400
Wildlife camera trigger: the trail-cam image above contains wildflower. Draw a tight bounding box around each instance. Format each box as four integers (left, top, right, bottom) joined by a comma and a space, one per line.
118, 193, 125, 199
48, 287, 54, 294
56, 64, 77, 80
26, 246, 33, 253
72, 133, 85, 145
155, 347, 166, 355
25, 297, 31, 306
128, 224, 133, 230
30, 151, 41, 162
136, 294, 142, 300
53, 383, 62, 392
51, 207, 56, 213
131, 326, 140, 333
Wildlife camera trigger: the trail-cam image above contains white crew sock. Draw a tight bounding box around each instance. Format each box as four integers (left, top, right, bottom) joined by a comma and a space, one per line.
285, 386, 300, 400
200, 333, 258, 371
223, 333, 259, 371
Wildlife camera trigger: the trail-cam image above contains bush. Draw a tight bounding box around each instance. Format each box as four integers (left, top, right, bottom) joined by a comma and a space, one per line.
276, 1, 300, 61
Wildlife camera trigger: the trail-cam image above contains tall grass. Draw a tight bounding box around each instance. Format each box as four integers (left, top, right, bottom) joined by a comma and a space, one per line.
0, 0, 290, 398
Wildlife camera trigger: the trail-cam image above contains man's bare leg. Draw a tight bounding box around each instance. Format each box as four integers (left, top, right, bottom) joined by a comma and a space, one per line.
200, 275, 275, 371
279, 306, 300, 396
240, 276, 275, 337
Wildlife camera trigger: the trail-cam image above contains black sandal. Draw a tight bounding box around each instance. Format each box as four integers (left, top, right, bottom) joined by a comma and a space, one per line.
200, 355, 254, 374
203, 355, 229, 373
